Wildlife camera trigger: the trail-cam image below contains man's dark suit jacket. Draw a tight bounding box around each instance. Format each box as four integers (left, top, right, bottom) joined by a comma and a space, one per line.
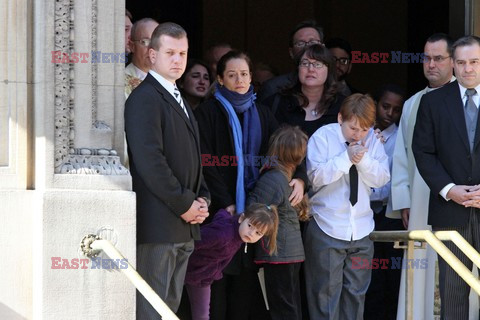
413, 80, 480, 228
125, 73, 210, 244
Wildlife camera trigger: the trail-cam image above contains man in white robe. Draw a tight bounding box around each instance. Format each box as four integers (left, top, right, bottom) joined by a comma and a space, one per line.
390, 33, 480, 320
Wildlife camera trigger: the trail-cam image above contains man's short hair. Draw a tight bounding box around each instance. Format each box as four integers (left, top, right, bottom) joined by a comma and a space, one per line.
451, 35, 480, 59
325, 38, 352, 60
149, 22, 187, 51
339, 93, 376, 129
130, 17, 159, 41
426, 33, 454, 57
374, 84, 405, 103
288, 20, 324, 47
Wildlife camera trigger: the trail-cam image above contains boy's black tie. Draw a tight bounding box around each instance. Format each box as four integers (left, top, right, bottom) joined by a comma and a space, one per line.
346, 142, 358, 206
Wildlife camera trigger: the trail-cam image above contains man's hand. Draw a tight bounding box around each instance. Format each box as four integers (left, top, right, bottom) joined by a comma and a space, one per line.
225, 204, 236, 215
446, 185, 472, 205
181, 199, 209, 224
289, 178, 305, 206
347, 142, 368, 164
462, 185, 480, 208
401, 208, 410, 229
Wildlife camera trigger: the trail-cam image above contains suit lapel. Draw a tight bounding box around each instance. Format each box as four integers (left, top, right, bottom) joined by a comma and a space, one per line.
146, 74, 196, 135
444, 81, 470, 151
474, 107, 480, 151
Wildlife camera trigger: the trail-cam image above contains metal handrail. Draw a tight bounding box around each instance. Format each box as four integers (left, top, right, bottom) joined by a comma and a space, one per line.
370, 230, 480, 320
80, 235, 179, 320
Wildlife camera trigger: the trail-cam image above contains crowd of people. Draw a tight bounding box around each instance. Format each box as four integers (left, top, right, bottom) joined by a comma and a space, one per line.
124, 10, 480, 320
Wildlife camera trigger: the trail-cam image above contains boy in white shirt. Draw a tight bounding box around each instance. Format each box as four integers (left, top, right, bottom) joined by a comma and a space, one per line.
305, 93, 390, 319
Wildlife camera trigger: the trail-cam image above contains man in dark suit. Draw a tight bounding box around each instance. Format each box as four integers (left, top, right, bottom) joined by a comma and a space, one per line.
125, 22, 210, 319
413, 35, 480, 319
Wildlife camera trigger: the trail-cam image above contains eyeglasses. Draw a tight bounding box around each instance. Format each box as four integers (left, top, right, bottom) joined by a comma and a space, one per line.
423, 55, 450, 63
299, 59, 325, 69
131, 38, 151, 47
293, 40, 322, 48
334, 57, 350, 65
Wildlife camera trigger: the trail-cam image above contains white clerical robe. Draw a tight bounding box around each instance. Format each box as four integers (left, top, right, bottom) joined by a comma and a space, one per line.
392, 78, 478, 320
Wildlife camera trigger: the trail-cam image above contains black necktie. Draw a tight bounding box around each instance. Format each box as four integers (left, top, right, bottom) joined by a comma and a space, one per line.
346, 142, 358, 206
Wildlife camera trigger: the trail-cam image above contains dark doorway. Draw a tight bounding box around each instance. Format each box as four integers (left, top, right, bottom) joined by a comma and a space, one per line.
127, 0, 454, 96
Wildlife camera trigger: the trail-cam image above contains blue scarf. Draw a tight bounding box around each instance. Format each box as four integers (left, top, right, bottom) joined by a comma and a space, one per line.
214, 83, 262, 213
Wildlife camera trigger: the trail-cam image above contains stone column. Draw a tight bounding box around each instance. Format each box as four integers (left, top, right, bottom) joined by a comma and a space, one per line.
0, 0, 137, 318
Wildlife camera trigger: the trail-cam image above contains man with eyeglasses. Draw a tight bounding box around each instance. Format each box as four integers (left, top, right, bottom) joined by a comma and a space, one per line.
125, 17, 159, 98
257, 20, 323, 103
391, 33, 455, 320
325, 37, 359, 96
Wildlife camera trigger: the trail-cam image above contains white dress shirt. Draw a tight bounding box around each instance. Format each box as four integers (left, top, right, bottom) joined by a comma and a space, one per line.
149, 70, 176, 98
132, 63, 148, 80
307, 123, 390, 241
370, 124, 398, 216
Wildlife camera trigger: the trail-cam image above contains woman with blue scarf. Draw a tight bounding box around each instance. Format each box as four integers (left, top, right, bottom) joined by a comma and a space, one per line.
193, 51, 308, 320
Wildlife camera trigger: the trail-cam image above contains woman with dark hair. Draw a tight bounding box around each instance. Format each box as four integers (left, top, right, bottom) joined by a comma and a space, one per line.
194, 50, 308, 320
266, 44, 345, 137
178, 59, 212, 110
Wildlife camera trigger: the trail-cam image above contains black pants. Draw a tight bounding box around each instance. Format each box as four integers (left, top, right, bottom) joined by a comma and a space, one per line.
364, 206, 404, 320
209, 267, 270, 320
264, 263, 302, 320
435, 209, 480, 320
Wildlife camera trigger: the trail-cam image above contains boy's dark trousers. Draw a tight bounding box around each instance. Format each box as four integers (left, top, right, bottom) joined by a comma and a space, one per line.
364, 204, 404, 320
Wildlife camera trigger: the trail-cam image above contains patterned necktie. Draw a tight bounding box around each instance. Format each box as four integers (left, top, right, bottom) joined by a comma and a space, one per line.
173, 85, 189, 118
346, 142, 358, 206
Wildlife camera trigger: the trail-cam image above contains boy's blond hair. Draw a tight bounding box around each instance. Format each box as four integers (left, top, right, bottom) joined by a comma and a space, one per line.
339, 93, 376, 129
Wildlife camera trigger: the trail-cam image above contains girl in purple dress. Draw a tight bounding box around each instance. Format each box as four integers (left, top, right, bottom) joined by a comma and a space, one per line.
185, 204, 279, 320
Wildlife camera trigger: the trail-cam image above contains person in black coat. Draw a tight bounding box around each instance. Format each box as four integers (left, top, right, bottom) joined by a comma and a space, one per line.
194, 50, 308, 320
413, 36, 480, 319
124, 22, 210, 319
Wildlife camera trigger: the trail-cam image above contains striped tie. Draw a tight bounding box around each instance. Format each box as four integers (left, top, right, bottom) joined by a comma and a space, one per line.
173, 85, 189, 118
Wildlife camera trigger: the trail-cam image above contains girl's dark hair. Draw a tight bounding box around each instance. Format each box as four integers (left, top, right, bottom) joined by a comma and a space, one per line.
284, 44, 338, 115
244, 203, 279, 255
216, 50, 252, 79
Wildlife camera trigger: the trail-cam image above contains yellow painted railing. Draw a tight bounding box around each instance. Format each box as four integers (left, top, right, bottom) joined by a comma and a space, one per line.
80, 235, 179, 320
370, 230, 480, 320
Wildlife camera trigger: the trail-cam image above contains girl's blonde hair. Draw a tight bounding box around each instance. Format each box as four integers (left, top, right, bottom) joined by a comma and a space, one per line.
264, 125, 310, 221
296, 194, 311, 222
244, 203, 279, 255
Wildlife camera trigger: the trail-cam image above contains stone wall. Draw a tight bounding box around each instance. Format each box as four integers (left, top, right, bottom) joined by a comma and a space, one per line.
0, 0, 136, 319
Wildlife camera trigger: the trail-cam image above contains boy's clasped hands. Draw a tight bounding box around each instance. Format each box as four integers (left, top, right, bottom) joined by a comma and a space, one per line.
347, 141, 368, 165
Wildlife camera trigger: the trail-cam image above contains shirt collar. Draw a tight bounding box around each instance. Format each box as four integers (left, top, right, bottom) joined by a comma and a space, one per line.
426, 76, 456, 93
457, 82, 480, 100
149, 69, 176, 98
132, 63, 148, 80
380, 123, 397, 142
335, 123, 348, 144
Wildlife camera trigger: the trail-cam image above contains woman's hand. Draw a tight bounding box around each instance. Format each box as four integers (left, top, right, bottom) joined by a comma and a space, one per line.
225, 204, 236, 215
289, 178, 305, 206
